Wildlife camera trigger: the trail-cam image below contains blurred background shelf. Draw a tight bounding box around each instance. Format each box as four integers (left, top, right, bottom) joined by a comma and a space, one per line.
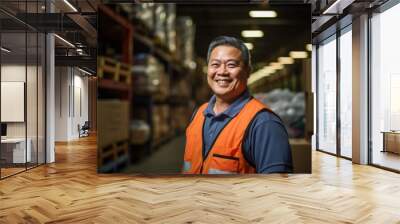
97, 5, 134, 172
98, 79, 131, 93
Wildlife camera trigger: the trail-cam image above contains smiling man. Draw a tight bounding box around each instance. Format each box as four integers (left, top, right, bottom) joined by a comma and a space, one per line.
182, 36, 293, 174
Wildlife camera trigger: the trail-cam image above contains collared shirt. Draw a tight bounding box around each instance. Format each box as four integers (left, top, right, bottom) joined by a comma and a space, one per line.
200, 90, 293, 173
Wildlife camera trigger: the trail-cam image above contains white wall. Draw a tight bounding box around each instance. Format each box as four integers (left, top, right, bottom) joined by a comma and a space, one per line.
72, 72, 89, 137
55, 67, 89, 141
1, 65, 26, 81
55, 67, 69, 141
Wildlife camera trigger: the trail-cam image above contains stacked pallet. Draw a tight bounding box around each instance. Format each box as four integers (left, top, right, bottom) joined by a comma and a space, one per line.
98, 57, 131, 85
98, 56, 132, 173
98, 140, 129, 172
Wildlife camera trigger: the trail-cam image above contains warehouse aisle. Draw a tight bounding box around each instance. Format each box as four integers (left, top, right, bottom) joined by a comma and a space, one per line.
125, 135, 186, 174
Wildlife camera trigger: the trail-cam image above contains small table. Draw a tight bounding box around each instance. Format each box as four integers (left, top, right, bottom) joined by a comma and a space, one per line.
1, 138, 32, 164
381, 131, 400, 154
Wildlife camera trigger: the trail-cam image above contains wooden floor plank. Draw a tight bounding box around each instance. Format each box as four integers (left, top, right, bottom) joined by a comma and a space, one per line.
0, 135, 400, 223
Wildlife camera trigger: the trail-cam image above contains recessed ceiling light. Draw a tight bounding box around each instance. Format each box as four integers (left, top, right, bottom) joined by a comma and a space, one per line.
249, 10, 277, 18
248, 73, 267, 85
270, 62, 283, 70
78, 67, 93, 76
248, 66, 276, 85
322, 0, 352, 15
244, 43, 254, 50
1, 47, 11, 53
241, 30, 264, 38
63, 0, 78, 12
278, 57, 294, 64
289, 51, 308, 59
54, 34, 75, 48
306, 44, 312, 51
261, 66, 276, 73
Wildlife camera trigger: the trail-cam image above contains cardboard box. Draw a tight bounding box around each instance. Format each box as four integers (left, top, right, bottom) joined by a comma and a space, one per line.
130, 120, 151, 145
152, 105, 171, 142
166, 4, 176, 52
176, 17, 195, 68
154, 4, 167, 44
98, 100, 130, 148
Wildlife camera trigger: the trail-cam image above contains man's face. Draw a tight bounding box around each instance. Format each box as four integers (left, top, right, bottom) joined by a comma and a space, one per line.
207, 45, 249, 102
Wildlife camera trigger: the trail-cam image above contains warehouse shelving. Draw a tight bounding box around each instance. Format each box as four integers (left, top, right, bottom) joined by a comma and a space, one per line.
133, 32, 187, 76
98, 4, 133, 64
97, 4, 195, 167
128, 31, 193, 162
98, 79, 131, 95
97, 4, 134, 173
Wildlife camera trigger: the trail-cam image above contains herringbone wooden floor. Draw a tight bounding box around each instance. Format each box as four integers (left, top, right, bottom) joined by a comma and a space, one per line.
1, 135, 400, 223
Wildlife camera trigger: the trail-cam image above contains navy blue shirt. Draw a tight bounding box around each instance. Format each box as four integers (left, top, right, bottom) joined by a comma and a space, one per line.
199, 90, 293, 174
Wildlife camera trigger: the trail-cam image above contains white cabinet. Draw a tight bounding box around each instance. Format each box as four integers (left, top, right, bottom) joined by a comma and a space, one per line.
1, 138, 32, 163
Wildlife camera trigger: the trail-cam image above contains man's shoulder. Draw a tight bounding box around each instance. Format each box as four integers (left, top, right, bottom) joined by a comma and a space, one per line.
251, 109, 283, 126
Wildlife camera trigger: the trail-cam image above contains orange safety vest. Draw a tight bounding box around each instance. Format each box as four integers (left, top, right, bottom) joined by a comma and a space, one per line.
183, 98, 272, 174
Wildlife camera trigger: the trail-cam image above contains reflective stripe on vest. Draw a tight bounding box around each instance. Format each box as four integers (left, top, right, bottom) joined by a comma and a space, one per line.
208, 168, 237, 174
183, 161, 191, 172
183, 98, 271, 174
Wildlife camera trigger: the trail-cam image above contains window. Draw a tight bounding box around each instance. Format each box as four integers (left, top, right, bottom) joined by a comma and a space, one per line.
339, 27, 352, 158
0, 2, 46, 179
317, 35, 337, 154
370, 2, 400, 171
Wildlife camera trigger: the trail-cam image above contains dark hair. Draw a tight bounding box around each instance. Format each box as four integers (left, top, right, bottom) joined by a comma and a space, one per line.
206, 36, 252, 72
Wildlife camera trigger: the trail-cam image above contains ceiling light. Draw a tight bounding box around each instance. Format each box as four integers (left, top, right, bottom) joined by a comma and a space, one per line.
323, 0, 341, 14
54, 34, 75, 48
244, 43, 254, 50
152, 79, 160, 85
63, 0, 78, 12
203, 66, 207, 74
78, 67, 93, 76
278, 57, 294, 64
270, 62, 283, 70
322, 0, 353, 15
248, 73, 269, 85
306, 44, 312, 51
241, 30, 264, 38
1, 47, 11, 53
248, 67, 275, 85
289, 51, 308, 59
261, 66, 276, 74
249, 10, 277, 18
